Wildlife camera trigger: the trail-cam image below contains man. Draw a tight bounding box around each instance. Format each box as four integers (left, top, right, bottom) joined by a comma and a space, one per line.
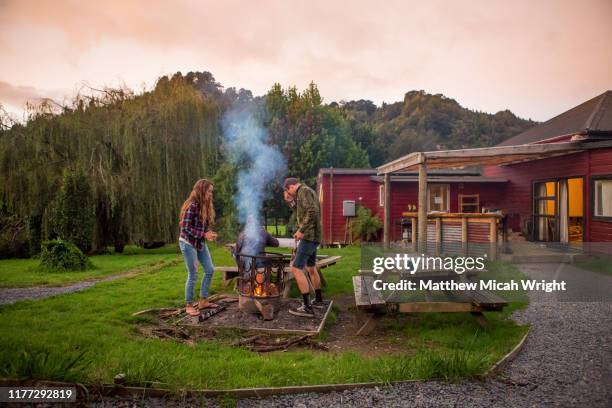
283, 177, 323, 318
235, 226, 279, 275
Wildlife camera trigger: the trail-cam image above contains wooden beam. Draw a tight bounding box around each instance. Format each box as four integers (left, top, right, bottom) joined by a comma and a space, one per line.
418, 161, 427, 252
425, 142, 581, 160
383, 172, 391, 246
398, 302, 478, 313
377, 142, 583, 173
377, 152, 423, 174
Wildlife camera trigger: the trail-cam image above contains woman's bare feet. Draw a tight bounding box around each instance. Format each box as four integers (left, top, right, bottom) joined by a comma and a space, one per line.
185, 304, 200, 316
198, 298, 218, 309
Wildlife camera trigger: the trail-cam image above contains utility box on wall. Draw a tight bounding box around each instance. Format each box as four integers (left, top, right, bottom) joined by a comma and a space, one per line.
343, 200, 356, 217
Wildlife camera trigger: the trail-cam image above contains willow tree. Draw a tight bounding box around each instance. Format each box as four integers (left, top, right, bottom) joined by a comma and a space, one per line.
0, 74, 221, 253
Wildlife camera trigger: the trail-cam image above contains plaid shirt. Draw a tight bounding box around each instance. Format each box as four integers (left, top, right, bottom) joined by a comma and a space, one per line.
179, 201, 208, 250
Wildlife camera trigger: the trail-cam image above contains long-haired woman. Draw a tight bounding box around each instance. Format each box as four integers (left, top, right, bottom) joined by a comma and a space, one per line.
179, 179, 218, 316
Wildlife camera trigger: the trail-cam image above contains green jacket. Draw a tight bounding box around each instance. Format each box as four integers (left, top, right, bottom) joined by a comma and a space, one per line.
295, 184, 322, 243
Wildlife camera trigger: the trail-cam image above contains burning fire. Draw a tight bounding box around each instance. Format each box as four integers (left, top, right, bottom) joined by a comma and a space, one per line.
254, 271, 265, 296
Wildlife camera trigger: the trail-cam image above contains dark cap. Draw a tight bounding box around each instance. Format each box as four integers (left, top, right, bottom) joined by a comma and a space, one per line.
283, 177, 299, 190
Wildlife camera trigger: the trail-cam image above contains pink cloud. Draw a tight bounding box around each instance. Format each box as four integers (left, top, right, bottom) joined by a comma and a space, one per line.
0, 0, 610, 120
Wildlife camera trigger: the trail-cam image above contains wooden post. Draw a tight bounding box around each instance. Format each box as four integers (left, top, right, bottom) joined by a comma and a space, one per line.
411, 217, 417, 252
329, 168, 334, 246
489, 218, 498, 260
435, 217, 442, 255
383, 173, 391, 246
418, 159, 427, 252
461, 217, 468, 255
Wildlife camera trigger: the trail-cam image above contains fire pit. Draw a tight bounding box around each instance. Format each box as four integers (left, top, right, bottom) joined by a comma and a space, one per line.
236, 252, 285, 320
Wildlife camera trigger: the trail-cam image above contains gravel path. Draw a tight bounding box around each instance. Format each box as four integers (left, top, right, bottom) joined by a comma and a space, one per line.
0, 259, 180, 306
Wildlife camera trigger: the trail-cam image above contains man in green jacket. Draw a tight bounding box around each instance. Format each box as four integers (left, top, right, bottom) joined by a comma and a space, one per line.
283, 177, 323, 317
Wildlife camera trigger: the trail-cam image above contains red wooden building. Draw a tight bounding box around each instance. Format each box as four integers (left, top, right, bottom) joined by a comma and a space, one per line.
317, 168, 508, 244
318, 91, 612, 245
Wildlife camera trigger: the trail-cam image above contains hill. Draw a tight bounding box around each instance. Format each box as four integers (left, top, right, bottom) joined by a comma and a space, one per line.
338, 91, 537, 166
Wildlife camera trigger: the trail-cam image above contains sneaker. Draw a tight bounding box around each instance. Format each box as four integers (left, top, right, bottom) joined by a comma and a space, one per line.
289, 304, 315, 318
311, 298, 325, 308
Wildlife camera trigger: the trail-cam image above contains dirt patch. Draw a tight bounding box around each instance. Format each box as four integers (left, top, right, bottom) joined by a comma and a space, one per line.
134, 295, 416, 357
322, 295, 416, 358
176, 298, 333, 334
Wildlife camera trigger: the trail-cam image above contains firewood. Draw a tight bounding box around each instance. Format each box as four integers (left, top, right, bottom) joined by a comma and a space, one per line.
236, 334, 264, 346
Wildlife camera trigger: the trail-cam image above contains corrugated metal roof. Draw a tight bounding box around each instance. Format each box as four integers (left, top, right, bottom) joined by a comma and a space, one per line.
370, 175, 508, 183
317, 168, 378, 175
498, 91, 612, 146
318, 167, 482, 176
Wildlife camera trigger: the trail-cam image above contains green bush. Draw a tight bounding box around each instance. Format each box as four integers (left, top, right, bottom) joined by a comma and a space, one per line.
39, 239, 90, 271
351, 205, 382, 242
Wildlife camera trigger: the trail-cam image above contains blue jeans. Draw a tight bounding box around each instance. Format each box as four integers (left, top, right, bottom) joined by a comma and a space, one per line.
179, 240, 215, 303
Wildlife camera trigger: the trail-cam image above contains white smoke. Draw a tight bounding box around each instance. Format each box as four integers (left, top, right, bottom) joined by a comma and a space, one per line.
222, 106, 286, 255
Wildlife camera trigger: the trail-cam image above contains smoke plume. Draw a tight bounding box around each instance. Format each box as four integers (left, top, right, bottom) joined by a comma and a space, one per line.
222, 106, 286, 255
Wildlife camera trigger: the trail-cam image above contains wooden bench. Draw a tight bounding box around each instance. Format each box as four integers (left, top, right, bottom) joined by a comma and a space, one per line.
352, 274, 508, 335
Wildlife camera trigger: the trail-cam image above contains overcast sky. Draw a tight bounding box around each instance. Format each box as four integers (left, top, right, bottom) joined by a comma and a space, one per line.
1, 0, 610, 121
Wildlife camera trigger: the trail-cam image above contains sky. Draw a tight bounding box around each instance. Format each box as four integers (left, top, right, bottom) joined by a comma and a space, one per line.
1, 0, 611, 122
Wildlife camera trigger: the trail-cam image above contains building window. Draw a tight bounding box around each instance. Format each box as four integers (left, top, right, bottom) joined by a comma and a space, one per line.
379, 185, 384, 207
594, 178, 612, 218
428, 184, 450, 212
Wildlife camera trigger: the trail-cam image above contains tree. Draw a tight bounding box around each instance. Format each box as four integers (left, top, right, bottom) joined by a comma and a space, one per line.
57, 169, 95, 253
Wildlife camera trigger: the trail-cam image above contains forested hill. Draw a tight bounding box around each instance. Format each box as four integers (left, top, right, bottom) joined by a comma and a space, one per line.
338, 91, 537, 166
0, 71, 537, 252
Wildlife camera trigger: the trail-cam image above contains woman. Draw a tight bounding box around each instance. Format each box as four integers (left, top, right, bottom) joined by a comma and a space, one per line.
179, 179, 218, 316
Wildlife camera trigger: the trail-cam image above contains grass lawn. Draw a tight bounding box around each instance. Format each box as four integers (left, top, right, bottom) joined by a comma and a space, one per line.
266, 224, 287, 237
0, 245, 528, 390
0, 245, 181, 288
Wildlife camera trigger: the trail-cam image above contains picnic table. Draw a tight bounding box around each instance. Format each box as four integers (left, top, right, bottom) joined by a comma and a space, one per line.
352, 269, 507, 335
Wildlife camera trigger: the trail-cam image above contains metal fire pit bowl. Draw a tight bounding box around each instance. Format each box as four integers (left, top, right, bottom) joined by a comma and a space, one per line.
236, 252, 285, 320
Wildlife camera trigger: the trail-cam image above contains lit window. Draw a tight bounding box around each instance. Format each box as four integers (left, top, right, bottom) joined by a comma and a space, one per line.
379, 185, 384, 207
594, 179, 612, 217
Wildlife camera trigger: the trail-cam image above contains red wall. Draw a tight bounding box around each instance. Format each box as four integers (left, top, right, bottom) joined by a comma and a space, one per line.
483, 147, 612, 242
317, 173, 381, 244
589, 149, 612, 242
318, 147, 612, 244
318, 173, 508, 243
